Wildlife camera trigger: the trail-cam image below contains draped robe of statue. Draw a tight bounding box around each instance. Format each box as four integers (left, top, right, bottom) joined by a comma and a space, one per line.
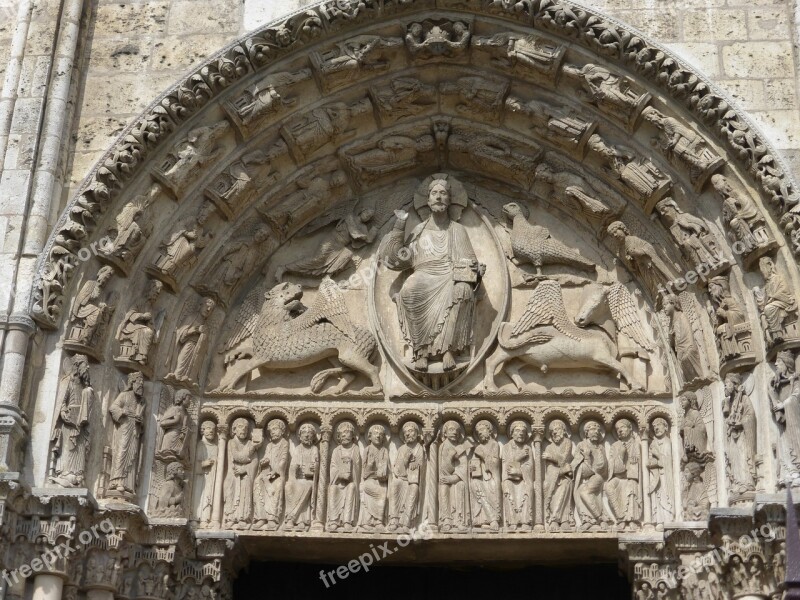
669, 308, 704, 383
360, 444, 389, 527
725, 388, 757, 492
682, 406, 708, 457
389, 441, 423, 527
439, 438, 470, 530
772, 372, 800, 477
223, 437, 259, 526
70, 279, 108, 343
501, 440, 533, 529
762, 269, 796, 334
170, 312, 210, 382
327, 443, 362, 528
284, 443, 319, 527
108, 389, 145, 493
158, 401, 188, 459
470, 439, 501, 528
543, 436, 575, 528
50, 375, 94, 485
253, 438, 289, 525
116, 300, 155, 363
572, 439, 608, 526
382, 217, 478, 363
648, 435, 674, 522
606, 436, 642, 524
192, 436, 217, 524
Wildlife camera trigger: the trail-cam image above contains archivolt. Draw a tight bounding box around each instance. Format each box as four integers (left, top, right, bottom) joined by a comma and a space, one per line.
30, 0, 800, 391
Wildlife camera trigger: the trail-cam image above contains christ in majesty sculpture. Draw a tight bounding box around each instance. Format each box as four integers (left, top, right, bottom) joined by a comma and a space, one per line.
380, 175, 484, 372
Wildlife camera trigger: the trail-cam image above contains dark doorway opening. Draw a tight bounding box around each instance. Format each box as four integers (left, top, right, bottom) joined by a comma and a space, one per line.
234, 561, 630, 599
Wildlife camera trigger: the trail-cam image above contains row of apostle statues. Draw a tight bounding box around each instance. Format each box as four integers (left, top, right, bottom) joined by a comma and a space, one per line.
187, 416, 682, 533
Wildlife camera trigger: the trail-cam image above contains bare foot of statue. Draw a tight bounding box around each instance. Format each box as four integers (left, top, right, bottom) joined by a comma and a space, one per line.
442, 351, 456, 371
414, 356, 428, 371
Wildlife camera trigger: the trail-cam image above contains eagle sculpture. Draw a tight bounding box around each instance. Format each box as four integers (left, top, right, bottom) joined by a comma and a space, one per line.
503, 202, 595, 277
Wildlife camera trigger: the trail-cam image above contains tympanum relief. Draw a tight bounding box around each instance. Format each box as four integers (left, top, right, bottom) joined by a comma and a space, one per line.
35, 4, 800, 598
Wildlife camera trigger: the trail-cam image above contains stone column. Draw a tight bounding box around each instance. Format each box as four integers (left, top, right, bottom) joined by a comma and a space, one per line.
211, 428, 228, 527
30, 574, 63, 600
641, 430, 652, 524
311, 425, 331, 532
422, 427, 438, 531
86, 591, 114, 600
532, 428, 544, 532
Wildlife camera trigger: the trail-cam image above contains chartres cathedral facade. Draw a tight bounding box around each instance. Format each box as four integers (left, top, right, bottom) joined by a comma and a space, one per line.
0, 0, 799, 597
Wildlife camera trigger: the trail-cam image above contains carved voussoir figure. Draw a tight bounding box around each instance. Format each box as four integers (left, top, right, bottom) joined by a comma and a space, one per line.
359, 423, 390, 532
587, 134, 671, 211
647, 418, 674, 524
438, 420, 472, 533
388, 421, 423, 532
572, 420, 610, 531
562, 63, 651, 127
114, 279, 163, 376
505, 96, 596, 156
204, 149, 282, 220
655, 197, 728, 276
535, 161, 624, 226
311, 35, 402, 92
164, 297, 216, 391
769, 350, 800, 485
369, 77, 437, 124
469, 420, 501, 532
275, 203, 378, 283
146, 205, 215, 293
195, 227, 272, 307
152, 461, 186, 517
542, 419, 574, 532
405, 19, 471, 62
106, 371, 146, 500
253, 419, 289, 531
502, 420, 533, 532
284, 423, 320, 531
472, 33, 564, 80
723, 373, 758, 498
98, 184, 161, 275
708, 275, 754, 372
327, 421, 361, 532
223, 418, 262, 529
224, 69, 311, 136
712, 174, 777, 266
281, 99, 372, 161
156, 388, 191, 461
606, 221, 675, 304
440, 76, 510, 123
152, 120, 230, 197
64, 266, 116, 360
218, 277, 381, 394
754, 256, 800, 351
679, 391, 713, 519
192, 420, 217, 527
663, 294, 710, 388
49, 354, 94, 487
606, 419, 641, 530
641, 107, 724, 191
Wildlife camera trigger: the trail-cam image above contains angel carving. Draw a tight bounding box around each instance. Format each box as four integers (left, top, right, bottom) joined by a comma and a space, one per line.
484, 280, 653, 391
228, 69, 311, 128
217, 277, 382, 393
274, 200, 381, 283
